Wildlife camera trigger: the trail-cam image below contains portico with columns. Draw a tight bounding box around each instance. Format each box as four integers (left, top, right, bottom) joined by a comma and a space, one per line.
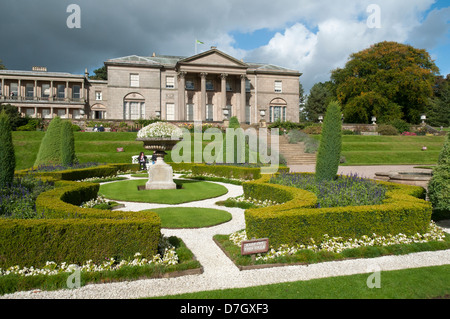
175, 48, 249, 123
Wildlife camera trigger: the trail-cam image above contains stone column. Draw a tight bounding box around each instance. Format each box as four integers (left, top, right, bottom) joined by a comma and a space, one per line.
65, 81, 69, 101
50, 80, 53, 101
177, 71, 186, 121
220, 73, 227, 120
199, 72, 207, 122
1, 78, 4, 98
18, 79, 21, 100
34, 80, 37, 100
240, 74, 247, 123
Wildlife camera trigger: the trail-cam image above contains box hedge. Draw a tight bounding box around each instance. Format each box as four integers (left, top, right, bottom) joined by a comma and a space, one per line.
1, 164, 160, 269
244, 174, 431, 247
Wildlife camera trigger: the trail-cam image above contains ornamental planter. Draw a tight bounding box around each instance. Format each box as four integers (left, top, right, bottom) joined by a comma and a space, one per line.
136, 137, 182, 190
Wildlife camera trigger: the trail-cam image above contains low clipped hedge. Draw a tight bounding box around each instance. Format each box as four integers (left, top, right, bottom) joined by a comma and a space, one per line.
1, 164, 160, 269
15, 163, 140, 181
191, 164, 262, 180
244, 174, 431, 247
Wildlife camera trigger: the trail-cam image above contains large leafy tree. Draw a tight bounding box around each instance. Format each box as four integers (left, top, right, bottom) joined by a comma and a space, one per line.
331, 41, 439, 124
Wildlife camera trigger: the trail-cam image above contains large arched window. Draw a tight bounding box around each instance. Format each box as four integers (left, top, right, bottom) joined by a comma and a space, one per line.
269, 98, 287, 122
123, 93, 145, 120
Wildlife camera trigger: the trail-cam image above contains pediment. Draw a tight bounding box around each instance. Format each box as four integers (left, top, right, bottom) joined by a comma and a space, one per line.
178, 49, 248, 68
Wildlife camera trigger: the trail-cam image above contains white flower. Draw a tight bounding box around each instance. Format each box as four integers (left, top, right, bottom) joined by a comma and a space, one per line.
137, 122, 183, 139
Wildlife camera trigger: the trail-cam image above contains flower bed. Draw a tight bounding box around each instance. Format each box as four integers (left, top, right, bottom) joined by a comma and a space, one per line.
269, 172, 387, 208
243, 174, 431, 247
137, 122, 183, 139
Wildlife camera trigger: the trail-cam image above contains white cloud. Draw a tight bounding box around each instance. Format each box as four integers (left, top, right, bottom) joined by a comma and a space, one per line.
235, 0, 442, 93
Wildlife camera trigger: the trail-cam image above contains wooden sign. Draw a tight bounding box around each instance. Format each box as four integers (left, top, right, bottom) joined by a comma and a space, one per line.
241, 238, 269, 255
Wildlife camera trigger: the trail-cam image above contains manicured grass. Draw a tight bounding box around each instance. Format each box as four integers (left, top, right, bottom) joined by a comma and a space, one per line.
154, 264, 450, 299
340, 135, 445, 165
143, 207, 232, 228
99, 179, 228, 204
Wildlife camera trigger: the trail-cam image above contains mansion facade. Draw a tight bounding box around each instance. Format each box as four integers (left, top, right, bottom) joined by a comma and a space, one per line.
0, 47, 301, 124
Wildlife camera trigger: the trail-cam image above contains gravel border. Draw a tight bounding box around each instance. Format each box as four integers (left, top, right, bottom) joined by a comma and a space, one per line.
1, 171, 449, 299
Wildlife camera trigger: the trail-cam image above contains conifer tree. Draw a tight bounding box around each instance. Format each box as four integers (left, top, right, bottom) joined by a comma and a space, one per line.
0, 111, 15, 188
61, 121, 77, 166
34, 117, 62, 167
315, 101, 342, 182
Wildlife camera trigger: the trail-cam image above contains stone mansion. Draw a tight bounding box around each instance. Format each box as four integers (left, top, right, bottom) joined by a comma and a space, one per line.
0, 47, 301, 124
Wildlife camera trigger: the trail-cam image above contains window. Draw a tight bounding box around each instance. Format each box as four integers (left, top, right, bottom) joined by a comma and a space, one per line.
73, 109, 81, 119
42, 84, 50, 98
245, 79, 251, 92
186, 79, 195, 90
186, 104, 194, 121
72, 85, 80, 99
57, 109, 66, 118
166, 103, 175, 121
57, 84, 65, 99
26, 108, 35, 117
226, 81, 233, 92
130, 102, 142, 120
130, 74, 139, 87
166, 76, 175, 89
206, 80, 214, 91
274, 81, 282, 93
270, 106, 286, 122
42, 109, 52, 119
206, 104, 213, 121
10, 83, 18, 97
26, 83, 34, 99
95, 91, 102, 101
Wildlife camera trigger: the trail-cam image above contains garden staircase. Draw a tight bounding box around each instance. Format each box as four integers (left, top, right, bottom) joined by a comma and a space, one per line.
278, 135, 317, 166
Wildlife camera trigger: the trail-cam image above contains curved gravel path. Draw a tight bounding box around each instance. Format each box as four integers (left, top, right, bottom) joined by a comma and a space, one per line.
2, 172, 450, 299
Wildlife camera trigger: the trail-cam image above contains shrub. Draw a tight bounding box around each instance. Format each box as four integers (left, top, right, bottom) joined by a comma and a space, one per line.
377, 124, 398, 135
228, 116, 240, 129
244, 174, 431, 247
428, 134, 450, 220
34, 117, 63, 167
315, 101, 342, 182
302, 124, 322, 134
0, 111, 15, 188
388, 119, 410, 134
61, 121, 77, 167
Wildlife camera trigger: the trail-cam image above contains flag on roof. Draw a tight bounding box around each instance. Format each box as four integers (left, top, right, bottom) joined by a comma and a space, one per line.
196, 40, 204, 44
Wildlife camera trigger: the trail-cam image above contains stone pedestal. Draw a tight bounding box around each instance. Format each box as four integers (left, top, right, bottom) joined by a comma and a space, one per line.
136, 137, 181, 190
146, 156, 176, 190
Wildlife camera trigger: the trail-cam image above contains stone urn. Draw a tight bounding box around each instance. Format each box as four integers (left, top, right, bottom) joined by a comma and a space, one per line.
136, 137, 182, 190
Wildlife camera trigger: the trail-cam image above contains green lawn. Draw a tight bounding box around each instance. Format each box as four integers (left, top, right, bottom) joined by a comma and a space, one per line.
143, 207, 232, 228
154, 264, 450, 299
11, 132, 446, 170
99, 179, 228, 204
340, 135, 445, 165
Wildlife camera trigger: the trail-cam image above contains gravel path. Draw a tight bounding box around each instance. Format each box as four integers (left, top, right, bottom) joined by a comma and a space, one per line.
2, 170, 450, 299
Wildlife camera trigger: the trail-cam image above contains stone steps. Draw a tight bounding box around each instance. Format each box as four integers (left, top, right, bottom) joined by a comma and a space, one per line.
278, 135, 317, 166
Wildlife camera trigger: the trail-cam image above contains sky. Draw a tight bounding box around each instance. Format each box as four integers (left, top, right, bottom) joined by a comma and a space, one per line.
0, 0, 449, 94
